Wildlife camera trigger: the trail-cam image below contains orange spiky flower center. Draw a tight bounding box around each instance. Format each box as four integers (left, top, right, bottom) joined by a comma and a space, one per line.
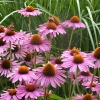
48, 16, 60, 25
26, 84, 35, 92
42, 62, 56, 76
5, 29, 16, 36
70, 16, 80, 23
24, 52, 33, 62
46, 22, 57, 30
73, 54, 84, 64
30, 34, 42, 45
0, 37, 6, 46
0, 26, 4, 33
1, 59, 11, 69
18, 65, 29, 74
8, 89, 16, 95
81, 71, 91, 76
12, 45, 19, 52
55, 56, 63, 64
90, 82, 96, 87
82, 94, 94, 100
70, 47, 79, 56
26, 6, 34, 12
94, 47, 100, 59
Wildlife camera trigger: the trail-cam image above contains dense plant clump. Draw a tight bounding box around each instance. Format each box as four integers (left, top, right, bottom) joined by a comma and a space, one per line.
0, 0, 100, 100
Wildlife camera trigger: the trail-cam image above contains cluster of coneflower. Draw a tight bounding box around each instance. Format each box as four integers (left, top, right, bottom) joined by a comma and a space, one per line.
0, 5, 99, 100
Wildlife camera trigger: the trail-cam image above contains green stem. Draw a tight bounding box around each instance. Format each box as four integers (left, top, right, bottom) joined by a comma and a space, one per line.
66, 0, 72, 16
9, 41, 12, 71
33, 50, 37, 69
44, 88, 47, 100
45, 35, 52, 63
89, 68, 97, 93
69, 79, 72, 98
68, 29, 74, 49
45, 52, 50, 63
70, 68, 78, 100
29, 16, 31, 32
79, 30, 82, 48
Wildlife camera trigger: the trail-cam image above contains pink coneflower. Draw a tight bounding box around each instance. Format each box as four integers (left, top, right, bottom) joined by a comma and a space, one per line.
24, 34, 51, 52
78, 71, 98, 83
34, 62, 66, 88
72, 94, 97, 100
0, 25, 21, 43
0, 37, 10, 54
0, 89, 19, 100
0, 59, 19, 76
3, 44, 28, 60
21, 52, 44, 67
61, 47, 87, 59
50, 56, 63, 67
17, 83, 44, 99
88, 47, 100, 68
62, 54, 94, 72
7, 65, 38, 83
82, 81, 100, 93
62, 16, 86, 30
37, 16, 66, 38
18, 6, 42, 17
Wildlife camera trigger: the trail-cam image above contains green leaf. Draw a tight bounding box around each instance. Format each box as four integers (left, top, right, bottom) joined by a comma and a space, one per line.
49, 94, 65, 100
65, 98, 70, 100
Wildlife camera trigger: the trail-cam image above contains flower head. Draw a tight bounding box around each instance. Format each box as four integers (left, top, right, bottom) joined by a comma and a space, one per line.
7, 65, 38, 83
62, 54, 94, 72
72, 94, 97, 100
62, 16, 86, 30
37, 16, 66, 38
82, 81, 100, 94
61, 47, 87, 59
24, 34, 51, 52
0, 24, 22, 43
78, 71, 98, 83
88, 47, 100, 68
17, 82, 44, 99
34, 62, 66, 88
18, 6, 42, 17
0, 59, 19, 76
0, 89, 19, 100
50, 56, 63, 67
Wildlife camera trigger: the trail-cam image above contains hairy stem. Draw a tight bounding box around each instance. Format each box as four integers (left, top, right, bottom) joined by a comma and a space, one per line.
33, 50, 37, 69
68, 29, 74, 49
9, 41, 12, 71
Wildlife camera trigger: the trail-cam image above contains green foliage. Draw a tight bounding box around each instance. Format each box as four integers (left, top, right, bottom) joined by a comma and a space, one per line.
0, 0, 100, 98
0, 0, 100, 53
49, 94, 65, 100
